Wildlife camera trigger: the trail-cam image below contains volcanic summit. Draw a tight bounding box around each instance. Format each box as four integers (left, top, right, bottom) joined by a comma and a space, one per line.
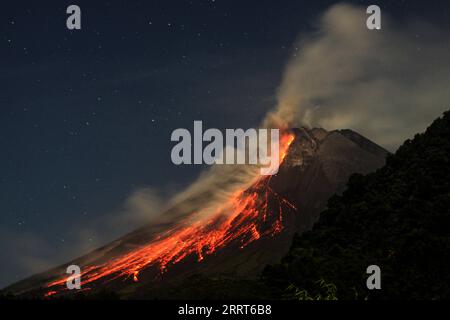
4, 127, 388, 299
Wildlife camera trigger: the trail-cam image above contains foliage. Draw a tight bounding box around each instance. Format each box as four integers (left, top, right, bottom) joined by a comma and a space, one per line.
263, 111, 450, 300
285, 279, 338, 300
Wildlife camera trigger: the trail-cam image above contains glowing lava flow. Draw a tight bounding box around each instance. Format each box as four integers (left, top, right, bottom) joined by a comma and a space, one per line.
45, 132, 296, 296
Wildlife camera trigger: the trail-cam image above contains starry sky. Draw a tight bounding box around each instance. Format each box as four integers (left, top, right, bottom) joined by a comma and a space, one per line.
0, 0, 448, 287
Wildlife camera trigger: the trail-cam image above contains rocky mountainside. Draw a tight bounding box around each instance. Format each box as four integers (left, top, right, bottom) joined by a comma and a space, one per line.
3, 127, 388, 299
264, 112, 450, 299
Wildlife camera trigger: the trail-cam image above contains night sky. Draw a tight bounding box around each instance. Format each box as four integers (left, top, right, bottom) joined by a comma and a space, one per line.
1, 0, 448, 287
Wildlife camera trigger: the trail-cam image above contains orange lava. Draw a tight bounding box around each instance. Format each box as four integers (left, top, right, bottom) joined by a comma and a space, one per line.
45, 132, 296, 296
44, 291, 57, 297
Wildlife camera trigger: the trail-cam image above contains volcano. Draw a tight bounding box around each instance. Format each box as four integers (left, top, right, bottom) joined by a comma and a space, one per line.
4, 127, 388, 299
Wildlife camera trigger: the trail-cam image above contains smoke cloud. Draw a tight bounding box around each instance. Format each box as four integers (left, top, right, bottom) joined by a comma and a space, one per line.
155, 3, 450, 223
267, 3, 450, 151
168, 3, 450, 221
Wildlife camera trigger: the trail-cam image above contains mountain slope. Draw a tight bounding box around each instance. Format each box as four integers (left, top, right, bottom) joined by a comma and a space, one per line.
3, 127, 388, 299
264, 111, 450, 299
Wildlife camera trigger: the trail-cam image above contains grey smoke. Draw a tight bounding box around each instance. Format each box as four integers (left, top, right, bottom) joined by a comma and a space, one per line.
267, 3, 450, 151
136, 3, 450, 224
169, 3, 450, 220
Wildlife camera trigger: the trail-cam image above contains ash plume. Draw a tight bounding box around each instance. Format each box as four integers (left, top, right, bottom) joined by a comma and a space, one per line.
267, 3, 450, 151
155, 3, 450, 223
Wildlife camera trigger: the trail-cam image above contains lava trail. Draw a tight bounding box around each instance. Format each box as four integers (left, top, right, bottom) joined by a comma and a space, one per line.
45, 132, 296, 296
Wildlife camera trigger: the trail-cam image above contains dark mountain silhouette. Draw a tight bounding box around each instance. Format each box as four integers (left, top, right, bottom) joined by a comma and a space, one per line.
263, 111, 450, 300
